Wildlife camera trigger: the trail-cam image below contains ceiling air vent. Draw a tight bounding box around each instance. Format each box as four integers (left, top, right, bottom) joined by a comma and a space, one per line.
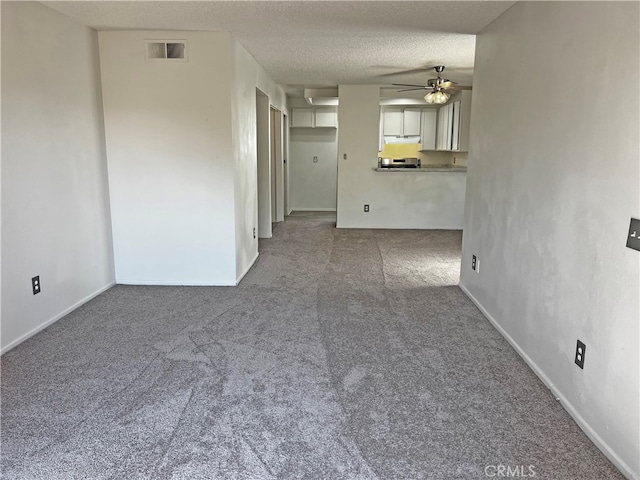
145, 40, 187, 61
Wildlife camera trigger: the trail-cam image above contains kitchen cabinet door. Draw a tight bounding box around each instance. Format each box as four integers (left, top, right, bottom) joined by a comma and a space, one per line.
291, 108, 314, 127
444, 103, 453, 150
457, 91, 472, 152
420, 109, 437, 150
436, 108, 443, 149
315, 108, 337, 127
435, 92, 472, 151
436, 105, 449, 150
382, 108, 403, 136
290, 107, 338, 128
403, 109, 421, 136
382, 108, 422, 136
451, 101, 461, 151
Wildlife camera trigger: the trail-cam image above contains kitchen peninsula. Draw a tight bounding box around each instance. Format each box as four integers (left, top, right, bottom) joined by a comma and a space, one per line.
336, 85, 468, 230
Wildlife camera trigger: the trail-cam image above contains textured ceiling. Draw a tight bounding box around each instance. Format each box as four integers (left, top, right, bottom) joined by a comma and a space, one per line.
44, 1, 516, 95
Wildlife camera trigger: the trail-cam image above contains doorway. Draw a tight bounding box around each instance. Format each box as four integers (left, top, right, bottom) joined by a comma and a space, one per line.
256, 89, 271, 238
256, 93, 286, 239
270, 106, 285, 223
283, 113, 290, 216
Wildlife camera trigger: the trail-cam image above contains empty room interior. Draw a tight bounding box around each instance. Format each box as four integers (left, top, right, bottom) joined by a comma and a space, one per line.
1, 1, 639, 479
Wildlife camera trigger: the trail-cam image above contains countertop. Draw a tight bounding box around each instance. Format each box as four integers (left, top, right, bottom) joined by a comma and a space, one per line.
374, 165, 467, 173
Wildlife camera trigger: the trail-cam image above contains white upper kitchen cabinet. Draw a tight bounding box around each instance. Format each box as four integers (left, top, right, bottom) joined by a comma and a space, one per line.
314, 108, 338, 127
291, 107, 338, 128
451, 101, 460, 151
456, 90, 472, 152
403, 109, 421, 136
436, 91, 472, 151
291, 108, 314, 127
436, 104, 449, 150
420, 109, 437, 151
382, 107, 403, 135
382, 107, 421, 136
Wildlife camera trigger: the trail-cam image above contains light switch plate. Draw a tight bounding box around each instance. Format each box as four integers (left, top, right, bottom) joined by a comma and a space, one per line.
627, 218, 640, 251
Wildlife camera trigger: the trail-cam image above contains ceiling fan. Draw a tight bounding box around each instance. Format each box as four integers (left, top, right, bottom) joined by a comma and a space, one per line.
392, 66, 472, 104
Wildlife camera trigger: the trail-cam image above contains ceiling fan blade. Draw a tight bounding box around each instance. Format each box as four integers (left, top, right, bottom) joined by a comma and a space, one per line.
397, 87, 428, 92
439, 81, 457, 89
392, 83, 427, 88
443, 85, 472, 91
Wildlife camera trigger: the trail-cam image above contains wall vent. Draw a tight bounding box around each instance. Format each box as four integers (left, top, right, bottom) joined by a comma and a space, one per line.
145, 40, 187, 61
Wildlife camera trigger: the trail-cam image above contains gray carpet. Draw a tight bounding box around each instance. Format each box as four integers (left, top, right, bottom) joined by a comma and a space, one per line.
1, 212, 623, 479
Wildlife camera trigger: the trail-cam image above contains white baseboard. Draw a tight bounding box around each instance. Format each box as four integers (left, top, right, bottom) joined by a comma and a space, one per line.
336, 223, 463, 230
1, 281, 116, 355
289, 208, 337, 212
458, 282, 638, 480
116, 279, 237, 287
236, 252, 259, 285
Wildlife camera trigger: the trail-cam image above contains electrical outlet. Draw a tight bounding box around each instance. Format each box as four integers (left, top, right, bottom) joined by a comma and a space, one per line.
32, 275, 41, 295
627, 218, 640, 251
253, 227, 256, 239
575, 340, 586, 369
313, 156, 318, 163
364, 204, 370, 213
472, 255, 478, 272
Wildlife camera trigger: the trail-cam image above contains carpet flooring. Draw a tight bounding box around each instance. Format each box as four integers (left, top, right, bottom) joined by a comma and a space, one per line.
1, 212, 623, 479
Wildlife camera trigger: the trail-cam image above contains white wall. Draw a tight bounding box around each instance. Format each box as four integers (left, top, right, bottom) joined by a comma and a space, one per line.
290, 128, 338, 211
336, 86, 379, 227
99, 31, 237, 285
336, 85, 466, 229
230, 39, 286, 281
1, 2, 115, 352
460, 2, 639, 478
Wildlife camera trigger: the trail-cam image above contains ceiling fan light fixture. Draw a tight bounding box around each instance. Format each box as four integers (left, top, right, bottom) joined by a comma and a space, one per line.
424, 90, 450, 104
